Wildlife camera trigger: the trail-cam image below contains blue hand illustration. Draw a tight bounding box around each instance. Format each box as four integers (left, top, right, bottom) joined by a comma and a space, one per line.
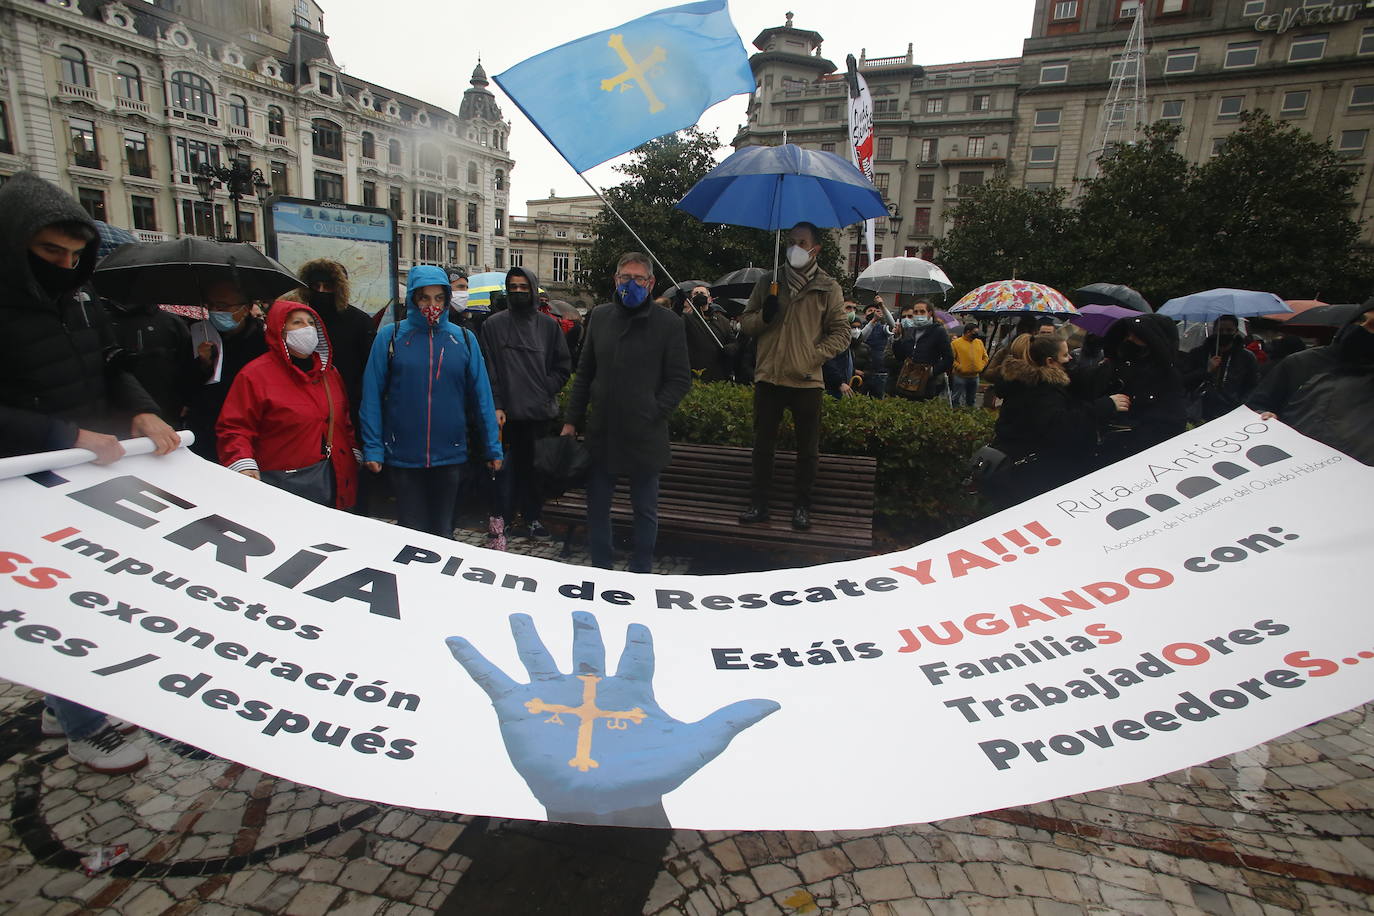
446, 611, 780, 826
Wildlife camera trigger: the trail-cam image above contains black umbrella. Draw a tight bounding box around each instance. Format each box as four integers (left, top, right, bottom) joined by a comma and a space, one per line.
711, 266, 768, 301
93, 237, 304, 306
1272, 302, 1363, 329
1071, 282, 1152, 313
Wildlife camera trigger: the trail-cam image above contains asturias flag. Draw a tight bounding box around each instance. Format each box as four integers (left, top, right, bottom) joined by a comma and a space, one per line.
494, 0, 755, 173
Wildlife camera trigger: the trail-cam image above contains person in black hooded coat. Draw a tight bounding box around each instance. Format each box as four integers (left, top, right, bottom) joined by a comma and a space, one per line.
1087, 313, 1187, 466
989, 334, 1128, 508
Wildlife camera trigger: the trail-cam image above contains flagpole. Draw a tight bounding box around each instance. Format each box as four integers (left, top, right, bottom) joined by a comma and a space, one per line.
575, 172, 725, 350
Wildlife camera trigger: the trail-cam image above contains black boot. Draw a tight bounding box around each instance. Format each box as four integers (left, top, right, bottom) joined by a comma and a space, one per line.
791, 505, 811, 530
738, 504, 770, 524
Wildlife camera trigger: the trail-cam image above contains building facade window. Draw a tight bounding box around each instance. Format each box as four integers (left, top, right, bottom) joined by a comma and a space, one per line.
912, 207, 931, 234
360, 131, 375, 159
1361, 27, 1374, 55
494, 247, 505, 268
0, 102, 12, 155
415, 233, 441, 263
916, 174, 935, 200
388, 139, 402, 165
446, 240, 458, 264
389, 186, 403, 219
130, 195, 157, 231
1338, 129, 1368, 154
552, 251, 570, 283
271, 161, 288, 196
495, 169, 505, 190
966, 136, 985, 157
919, 138, 937, 161
510, 249, 524, 267
170, 71, 215, 116
416, 189, 442, 224
1040, 61, 1069, 84
1218, 96, 1245, 119
820, 142, 836, 153
1164, 49, 1198, 74
69, 118, 99, 168
1029, 145, 1057, 164
78, 187, 106, 221
925, 97, 944, 113
1280, 90, 1310, 116
362, 181, 377, 208
1118, 0, 1140, 18
1350, 85, 1374, 109
1034, 109, 1062, 129
1224, 42, 1260, 69
876, 136, 893, 159
268, 106, 285, 137
312, 119, 343, 160
1110, 57, 1139, 79
446, 199, 459, 229
467, 161, 478, 184
467, 243, 478, 265
59, 46, 89, 87
872, 99, 899, 114
124, 129, 150, 177
228, 95, 249, 128
418, 143, 441, 174
466, 202, 478, 232
1159, 0, 1185, 13
1288, 34, 1327, 62
824, 104, 839, 119
972, 94, 990, 111
872, 173, 890, 195
957, 170, 984, 192
783, 107, 800, 123
1052, 1, 1079, 19
494, 208, 504, 236
446, 157, 459, 179
238, 211, 257, 243
181, 200, 221, 238
314, 170, 344, 204
1243, 0, 1265, 14
318, 73, 333, 96
116, 62, 143, 100
1160, 99, 1184, 122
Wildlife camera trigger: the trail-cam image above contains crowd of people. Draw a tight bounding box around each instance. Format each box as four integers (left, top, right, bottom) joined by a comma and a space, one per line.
3, 172, 1371, 774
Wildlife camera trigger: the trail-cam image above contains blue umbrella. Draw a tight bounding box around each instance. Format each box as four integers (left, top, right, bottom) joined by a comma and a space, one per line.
676, 143, 887, 230
1159, 288, 1290, 322
93, 220, 138, 261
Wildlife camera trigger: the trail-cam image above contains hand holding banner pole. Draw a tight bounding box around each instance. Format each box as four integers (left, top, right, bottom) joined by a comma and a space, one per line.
0, 430, 195, 482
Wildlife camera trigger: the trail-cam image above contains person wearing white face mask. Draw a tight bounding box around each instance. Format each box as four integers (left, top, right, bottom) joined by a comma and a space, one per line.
216, 301, 360, 509
737, 222, 851, 530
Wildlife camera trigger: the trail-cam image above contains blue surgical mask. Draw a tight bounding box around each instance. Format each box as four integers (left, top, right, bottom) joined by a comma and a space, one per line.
210, 311, 241, 332
911, 315, 932, 328
617, 281, 649, 309
900, 317, 916, 330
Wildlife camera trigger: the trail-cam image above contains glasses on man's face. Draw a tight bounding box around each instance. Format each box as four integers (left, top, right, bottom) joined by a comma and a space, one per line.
614, 273, 652, 286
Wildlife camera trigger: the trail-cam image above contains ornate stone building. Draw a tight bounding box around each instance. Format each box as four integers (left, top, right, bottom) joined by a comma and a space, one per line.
732, 14, 1021, 272
0, 0, 514, 278
1013, 0, 1374, 239
507, 192, 597, 311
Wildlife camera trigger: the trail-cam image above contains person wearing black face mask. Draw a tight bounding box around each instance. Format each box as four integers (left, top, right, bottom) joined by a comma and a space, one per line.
1182, 315, 1259, 422
1088, 313, 1187, 467
0, 172, 186, 776
479, 266, 572, 540
1248, 298, 1374, 464
282, 259, 373, 433
681, 285, 735, 382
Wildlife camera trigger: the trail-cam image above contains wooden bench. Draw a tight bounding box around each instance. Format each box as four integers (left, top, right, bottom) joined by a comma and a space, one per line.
543, 442, 877, 559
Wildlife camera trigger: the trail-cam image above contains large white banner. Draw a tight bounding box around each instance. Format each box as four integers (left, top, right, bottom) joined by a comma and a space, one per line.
1, 410, 1371, 829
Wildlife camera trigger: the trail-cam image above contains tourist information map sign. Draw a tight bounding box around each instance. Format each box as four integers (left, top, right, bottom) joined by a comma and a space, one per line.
265, 197, 398, 317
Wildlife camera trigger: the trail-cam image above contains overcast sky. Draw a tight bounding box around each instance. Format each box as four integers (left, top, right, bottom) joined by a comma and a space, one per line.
319, 0, 1036, 213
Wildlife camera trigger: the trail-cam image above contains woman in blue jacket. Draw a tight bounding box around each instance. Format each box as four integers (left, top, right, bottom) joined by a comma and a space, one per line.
359, 265, 502, 537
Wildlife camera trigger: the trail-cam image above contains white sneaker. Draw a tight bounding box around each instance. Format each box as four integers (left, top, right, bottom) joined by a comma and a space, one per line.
41, 708, 137, 738
68, 725, 148, 775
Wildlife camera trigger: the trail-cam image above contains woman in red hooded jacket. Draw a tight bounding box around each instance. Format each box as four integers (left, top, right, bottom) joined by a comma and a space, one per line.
217, 300, 359, 509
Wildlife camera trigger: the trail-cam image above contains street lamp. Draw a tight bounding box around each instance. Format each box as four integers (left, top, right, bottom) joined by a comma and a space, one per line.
193, 156, 271, 241
887, 205, 904, 259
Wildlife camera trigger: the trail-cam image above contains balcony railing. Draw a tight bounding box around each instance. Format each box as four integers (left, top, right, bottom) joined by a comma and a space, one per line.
135, 230, 168, 243
116, 96, 150, 115
228, 124, 253, 139
58, 81, 98, 101
71, 150, 102, 170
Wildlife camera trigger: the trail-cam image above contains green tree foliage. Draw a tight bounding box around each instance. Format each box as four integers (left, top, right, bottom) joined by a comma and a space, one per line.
1075, 122, 1200, 304
937, 115, 1372, 306
1190, 112, 1371, 302
581, 129, 845, 302
934, 177, 1078, 299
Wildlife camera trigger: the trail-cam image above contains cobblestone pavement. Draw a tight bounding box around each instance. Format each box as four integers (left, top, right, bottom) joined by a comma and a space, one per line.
2, 525, 1370, 915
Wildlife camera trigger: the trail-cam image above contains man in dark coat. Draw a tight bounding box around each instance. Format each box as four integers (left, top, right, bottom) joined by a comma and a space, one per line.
561, 252, 691, 573
480, 266, 571, 539
679, 284, 735, 382
183, 280, 268, 461
0, 172, 182, 775
1182, 315, 1259, 422
1090, 313, 1187, 466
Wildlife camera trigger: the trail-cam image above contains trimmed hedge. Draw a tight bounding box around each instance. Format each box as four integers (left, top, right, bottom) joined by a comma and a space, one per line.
668, 381, 996, 535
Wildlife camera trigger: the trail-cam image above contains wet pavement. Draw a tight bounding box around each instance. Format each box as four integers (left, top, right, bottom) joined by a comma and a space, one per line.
1, 523, 1370, 914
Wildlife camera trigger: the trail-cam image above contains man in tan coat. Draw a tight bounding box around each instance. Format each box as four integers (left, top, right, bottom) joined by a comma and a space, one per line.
737, 222, 851, 530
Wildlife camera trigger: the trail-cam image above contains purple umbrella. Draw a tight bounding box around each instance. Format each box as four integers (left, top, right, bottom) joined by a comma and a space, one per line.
1068, 304, 1137, 336
935, 309, 962, 331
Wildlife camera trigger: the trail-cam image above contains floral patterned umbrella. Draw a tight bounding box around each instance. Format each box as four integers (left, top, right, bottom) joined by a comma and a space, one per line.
949, 279, 1078, 314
